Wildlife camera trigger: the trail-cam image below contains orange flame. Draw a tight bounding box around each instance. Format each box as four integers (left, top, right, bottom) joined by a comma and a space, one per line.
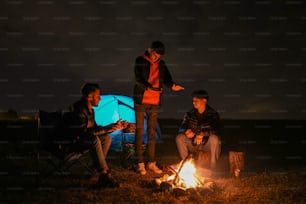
168, 159, 203, 188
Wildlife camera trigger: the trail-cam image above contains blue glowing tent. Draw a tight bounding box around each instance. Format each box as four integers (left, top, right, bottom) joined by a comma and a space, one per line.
93, 95, 161, 150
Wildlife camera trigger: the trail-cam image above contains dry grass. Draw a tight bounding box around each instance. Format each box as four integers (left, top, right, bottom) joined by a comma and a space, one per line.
1, 150, 306, 204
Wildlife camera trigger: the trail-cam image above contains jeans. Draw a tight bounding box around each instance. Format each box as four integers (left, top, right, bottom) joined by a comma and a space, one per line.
134, 103, 158, 163
176, 132, 221, 168
83, 134, 112, 172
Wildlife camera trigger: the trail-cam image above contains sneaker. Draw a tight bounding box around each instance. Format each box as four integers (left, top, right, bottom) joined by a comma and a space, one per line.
147, 162, 163, 174
97, 172, 120, 188
137, 162, 147, 175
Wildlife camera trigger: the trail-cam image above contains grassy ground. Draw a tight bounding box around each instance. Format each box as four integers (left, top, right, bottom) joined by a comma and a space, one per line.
1, 151, 306, 204
0, 118, 306, 203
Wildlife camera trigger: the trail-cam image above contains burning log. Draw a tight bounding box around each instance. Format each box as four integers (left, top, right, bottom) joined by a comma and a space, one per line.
159, 181, 174, 191
155, 154, 214, 194
172, 154, 193, 185
172, 187, 187, 197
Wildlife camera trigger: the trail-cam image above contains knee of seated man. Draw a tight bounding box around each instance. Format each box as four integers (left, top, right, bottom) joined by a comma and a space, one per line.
104, 134, 112, 142
92, 137, 100, 145
208, 134, 220, 144
176, 132, 185, 142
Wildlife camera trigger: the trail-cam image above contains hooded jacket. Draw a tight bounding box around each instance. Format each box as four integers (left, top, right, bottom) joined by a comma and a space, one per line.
133, 51, 174, 105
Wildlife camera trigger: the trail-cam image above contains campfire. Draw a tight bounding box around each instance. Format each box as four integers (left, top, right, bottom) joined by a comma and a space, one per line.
155, 155, 215, 192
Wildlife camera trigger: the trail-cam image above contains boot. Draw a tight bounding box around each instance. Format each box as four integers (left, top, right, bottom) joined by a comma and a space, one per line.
137, 162, 147, 175
147, 162, 163, 174
97, 171, 120, 188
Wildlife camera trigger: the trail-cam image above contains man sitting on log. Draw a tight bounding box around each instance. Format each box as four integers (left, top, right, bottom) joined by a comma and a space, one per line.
175, 90, 221, 169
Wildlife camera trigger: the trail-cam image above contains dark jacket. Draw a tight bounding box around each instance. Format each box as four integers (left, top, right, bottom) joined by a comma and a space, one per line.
63, 98, 108, 141
180, 105, 220, 135
133, 51, 175, 105
57, 99, 111, 153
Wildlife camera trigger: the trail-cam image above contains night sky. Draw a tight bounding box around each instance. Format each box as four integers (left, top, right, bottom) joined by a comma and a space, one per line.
1, 0, 305, 120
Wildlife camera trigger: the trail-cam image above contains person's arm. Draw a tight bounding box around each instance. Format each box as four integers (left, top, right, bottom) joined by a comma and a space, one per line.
134, 56, 151, 90
160, 61, 184, 91
91, 120, 129, 136
204, 108, 220, 133
197, 108, 221, 139
160, 61, 174, 89
178, 112, 196, 138
212, 112, 220, 130
62, 110, 88, 142
178, 113, 189, 133
171, 84, 184, 91
90, 125, 111, 136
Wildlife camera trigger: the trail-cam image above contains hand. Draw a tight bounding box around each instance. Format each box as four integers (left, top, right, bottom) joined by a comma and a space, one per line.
193, 135, 203, 145
108, 120, 122, 132
120, 120, 129, 129
185, 129, 195, 138
116, 120, 129, 130
171, 84, 184, 91
148, 87, 163, 93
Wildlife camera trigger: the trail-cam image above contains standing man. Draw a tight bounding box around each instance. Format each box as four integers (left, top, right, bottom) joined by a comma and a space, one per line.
64, 83, 127, 187
133, 41, 184, 175
175, 90, 221, 169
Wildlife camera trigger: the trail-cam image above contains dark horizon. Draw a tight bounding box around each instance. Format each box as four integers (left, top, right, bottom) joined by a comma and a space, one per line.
2, 108, 306, 122
1, 1, 305, 120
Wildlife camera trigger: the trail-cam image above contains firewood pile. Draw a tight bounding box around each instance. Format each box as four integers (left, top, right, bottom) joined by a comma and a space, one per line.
154, 156, 216, 195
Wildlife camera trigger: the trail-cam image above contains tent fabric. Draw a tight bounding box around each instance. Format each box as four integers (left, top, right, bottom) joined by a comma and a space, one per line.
93, 95, 161, 151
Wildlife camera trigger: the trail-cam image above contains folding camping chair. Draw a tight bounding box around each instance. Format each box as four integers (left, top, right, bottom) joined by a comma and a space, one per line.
37, 110, 93, 183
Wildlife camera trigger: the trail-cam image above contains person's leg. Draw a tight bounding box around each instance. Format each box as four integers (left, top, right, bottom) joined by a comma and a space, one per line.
134, 104, 147, 175
175, 132, 195, 160
146, 105, 158, 163
100, 134, 112, 157
135, 104, 145, 163
89, 135, 119, 188
145, 105, 162, 174
200, 134, 221, 168
93, 135, 109, 172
